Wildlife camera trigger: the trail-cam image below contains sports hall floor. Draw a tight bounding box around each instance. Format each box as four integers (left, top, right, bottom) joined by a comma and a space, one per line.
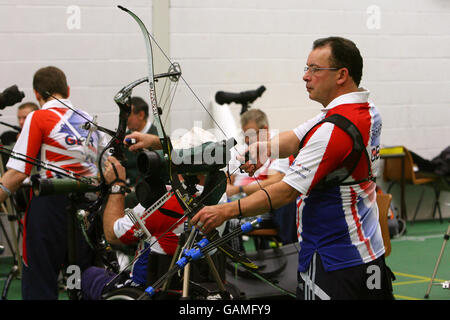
0, 219, 449, 300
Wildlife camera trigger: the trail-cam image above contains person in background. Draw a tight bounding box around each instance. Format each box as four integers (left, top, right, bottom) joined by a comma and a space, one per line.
124, 96, 158, 187
0, 102, 39, 147
226, 109, 290, 198
17, 102, 39, 131
0, 66, 105, 299
226, 108, 297, 245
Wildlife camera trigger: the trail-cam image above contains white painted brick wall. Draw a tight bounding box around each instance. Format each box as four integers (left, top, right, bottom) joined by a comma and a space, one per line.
0, 0, 152, 132
0, 0, 449, 221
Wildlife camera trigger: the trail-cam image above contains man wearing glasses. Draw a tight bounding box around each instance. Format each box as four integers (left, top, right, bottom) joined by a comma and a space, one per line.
192, 37, 395, 300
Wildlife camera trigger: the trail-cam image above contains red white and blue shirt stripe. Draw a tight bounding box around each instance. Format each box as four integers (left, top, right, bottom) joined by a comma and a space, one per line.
282, 88, 385, 273
114, 193, 186, 285
6, 99, 104, 178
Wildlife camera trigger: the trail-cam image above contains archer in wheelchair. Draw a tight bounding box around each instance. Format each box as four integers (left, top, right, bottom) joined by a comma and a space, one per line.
81, 127, 241, 300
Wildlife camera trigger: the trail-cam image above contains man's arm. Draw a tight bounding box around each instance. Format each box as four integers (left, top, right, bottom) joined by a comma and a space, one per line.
243, 114, 324, 173
0, 169, 28, 204
226, 171, 285, 197
269, 130, 300, 159
103, 192, 125, 245
192, 180, 299, 234
102, 156, 128, 245
240, 130, 299, 177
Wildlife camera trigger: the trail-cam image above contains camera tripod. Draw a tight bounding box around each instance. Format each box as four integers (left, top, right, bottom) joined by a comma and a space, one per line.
0, 206, 22, 299
424, 221, 450, 299
0, 145, 24, 300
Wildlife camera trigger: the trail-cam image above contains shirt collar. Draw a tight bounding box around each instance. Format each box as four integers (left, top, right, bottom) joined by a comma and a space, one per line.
41, 98, 73, 110
141, 120, 151, 134
321, 87, 370, 112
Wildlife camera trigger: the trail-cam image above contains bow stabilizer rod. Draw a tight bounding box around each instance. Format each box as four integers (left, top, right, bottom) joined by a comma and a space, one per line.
138, 217, 262, 299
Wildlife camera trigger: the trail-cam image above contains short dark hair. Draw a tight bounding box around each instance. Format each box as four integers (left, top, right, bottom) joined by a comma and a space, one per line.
313, 37, 363, 86
18, 101, 39, 112
130, 96, 149, 120
32, 66, 69, 100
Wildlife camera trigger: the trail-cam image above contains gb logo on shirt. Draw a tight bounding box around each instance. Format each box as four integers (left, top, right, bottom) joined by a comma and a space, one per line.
65, 135, 94, 147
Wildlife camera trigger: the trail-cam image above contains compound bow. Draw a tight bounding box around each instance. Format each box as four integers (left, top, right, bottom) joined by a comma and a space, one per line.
117, 5, 295, 298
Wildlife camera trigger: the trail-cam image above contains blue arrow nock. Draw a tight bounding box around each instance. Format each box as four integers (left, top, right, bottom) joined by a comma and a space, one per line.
125, 137, 136, 145
145, 286, 156, 297
240, 217, 262, 234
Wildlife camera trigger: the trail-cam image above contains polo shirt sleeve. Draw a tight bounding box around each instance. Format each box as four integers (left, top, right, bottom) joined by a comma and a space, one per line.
292, 113, 324, 141
6, 110, 42, 175
268, 157, 291, 174
113, 203, 145, 244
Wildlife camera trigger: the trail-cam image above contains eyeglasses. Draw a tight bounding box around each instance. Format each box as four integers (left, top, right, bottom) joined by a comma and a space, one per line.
304, 66, 341, 74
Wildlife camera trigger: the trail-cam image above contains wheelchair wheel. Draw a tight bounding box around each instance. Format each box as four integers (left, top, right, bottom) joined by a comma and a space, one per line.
103, 287, 148, 300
